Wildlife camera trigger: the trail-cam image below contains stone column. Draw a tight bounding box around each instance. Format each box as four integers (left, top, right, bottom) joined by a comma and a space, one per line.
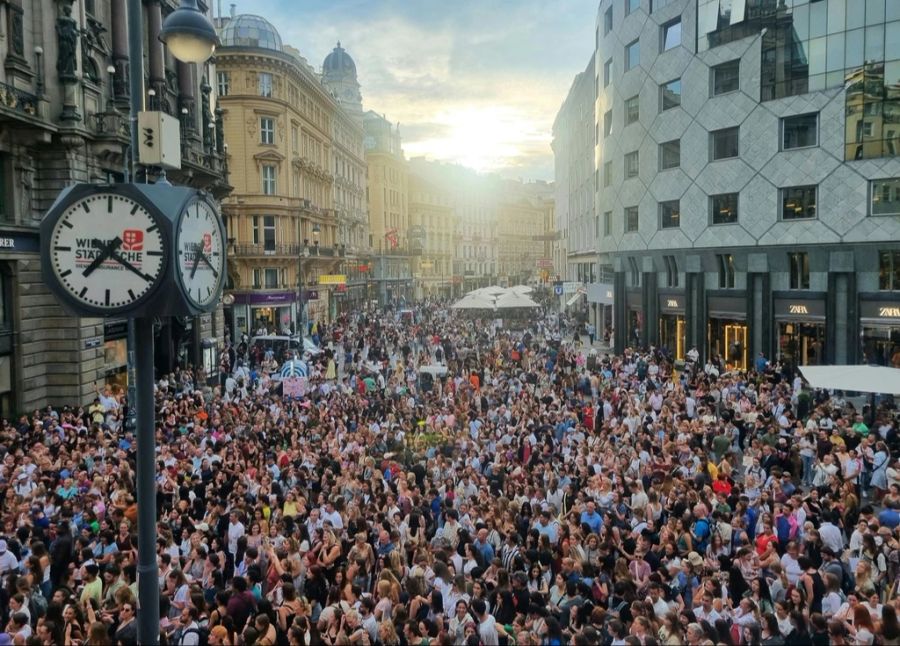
146, 0, 166, 107
109, 0, 128, 101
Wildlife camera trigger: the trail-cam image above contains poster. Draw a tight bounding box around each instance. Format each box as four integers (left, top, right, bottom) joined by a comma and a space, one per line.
283, 376, 308, 398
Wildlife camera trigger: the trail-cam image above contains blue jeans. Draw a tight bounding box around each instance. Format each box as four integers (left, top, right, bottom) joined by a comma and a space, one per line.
802, 455, 815, 486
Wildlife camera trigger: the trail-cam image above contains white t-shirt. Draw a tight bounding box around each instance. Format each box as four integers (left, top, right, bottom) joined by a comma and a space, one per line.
478, 615, 499, 646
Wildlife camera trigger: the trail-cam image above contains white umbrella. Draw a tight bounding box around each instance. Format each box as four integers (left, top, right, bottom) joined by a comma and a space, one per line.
480, 285, 507, 296
509, 285, 534, 294
451, 293, 497, 310
799, 365, 900, 394
494, 291, 540, 309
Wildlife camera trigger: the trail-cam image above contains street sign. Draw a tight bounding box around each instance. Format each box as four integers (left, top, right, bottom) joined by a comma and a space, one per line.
554, 284, 563, 296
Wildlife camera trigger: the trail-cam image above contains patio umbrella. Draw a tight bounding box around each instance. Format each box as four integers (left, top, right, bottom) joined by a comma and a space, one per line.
509, 285, 534, 294
451, 293, 497, 310
280, 360, 309, 378
799, 365, 900, 394
494, 291, 540, 309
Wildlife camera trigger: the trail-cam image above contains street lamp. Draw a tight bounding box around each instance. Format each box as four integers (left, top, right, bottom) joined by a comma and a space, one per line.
158, 0, 219, 64
126, 1, 217, 644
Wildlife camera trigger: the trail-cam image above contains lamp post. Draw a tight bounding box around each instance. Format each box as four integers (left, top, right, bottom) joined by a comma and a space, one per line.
297, 223, 320, 344
126, 2, 217, 644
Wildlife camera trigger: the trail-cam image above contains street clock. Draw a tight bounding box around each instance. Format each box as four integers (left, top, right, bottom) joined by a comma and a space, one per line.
174, 194, 227, 309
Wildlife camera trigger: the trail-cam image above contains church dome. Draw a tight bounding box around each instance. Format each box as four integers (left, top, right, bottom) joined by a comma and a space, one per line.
323, 42, 357, 77
219, 14, 283, 51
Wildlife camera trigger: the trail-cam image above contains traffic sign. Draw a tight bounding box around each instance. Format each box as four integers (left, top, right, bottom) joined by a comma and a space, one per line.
554, 284, 563, 296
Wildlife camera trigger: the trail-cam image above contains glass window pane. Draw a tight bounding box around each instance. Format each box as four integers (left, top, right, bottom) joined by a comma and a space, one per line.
626, 39, 641, 70
661, 79, 681, 110
782, 185, 817, 219
809, 37, 827, 77
866, 24, 885, 62
872, 178, 900, 215
890, 0, 900, 21
783, 113, 818, 149
827, 0, 846, 34
866, 0, 885, 25
826, 33, 845, 73
809, 0, 827, 38
713, 60, 740, 95
660, 140, 680, 169
625, 151, 640, 178
886, 21, 900, 60
625, 95, 640, 124
711, 193, 739, 224
711, 127, 739, 160
663, 19, 682, 50
846, 28, 865, 69
660, 200, 680, 228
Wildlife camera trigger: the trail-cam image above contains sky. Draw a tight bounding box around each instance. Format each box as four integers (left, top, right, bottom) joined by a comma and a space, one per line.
233, 0, 597, 181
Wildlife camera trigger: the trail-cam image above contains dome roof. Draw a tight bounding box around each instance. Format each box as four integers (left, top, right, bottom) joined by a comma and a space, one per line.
219, 14, 283, 51
323, 42, 357, 77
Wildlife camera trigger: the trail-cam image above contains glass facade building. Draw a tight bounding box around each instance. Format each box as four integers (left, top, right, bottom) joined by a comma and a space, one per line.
698, 0, 900, 159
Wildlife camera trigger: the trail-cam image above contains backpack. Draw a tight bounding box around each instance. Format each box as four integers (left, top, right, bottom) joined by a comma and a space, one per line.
840, 559, 856, 594
179, 626, 210, 646
29, 588, 48, 619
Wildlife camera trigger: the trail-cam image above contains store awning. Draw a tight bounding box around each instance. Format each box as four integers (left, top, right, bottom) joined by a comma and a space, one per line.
799, 365, 900, 395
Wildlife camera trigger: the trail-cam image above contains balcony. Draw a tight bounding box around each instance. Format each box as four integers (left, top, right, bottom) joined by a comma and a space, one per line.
232, 244, 303, 257
0, 81, 38, 119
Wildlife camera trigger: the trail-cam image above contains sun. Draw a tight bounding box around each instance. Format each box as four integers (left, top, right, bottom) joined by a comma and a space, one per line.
404, 106, 547, 173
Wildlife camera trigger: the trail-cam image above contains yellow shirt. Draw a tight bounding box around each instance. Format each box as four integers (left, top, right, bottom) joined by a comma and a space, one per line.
707, 462, 719, 480
283, 501, 298, 517
80, 577, 103, 607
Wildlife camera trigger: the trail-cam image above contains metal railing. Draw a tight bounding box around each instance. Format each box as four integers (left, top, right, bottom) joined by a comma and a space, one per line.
232, 243, 303, 256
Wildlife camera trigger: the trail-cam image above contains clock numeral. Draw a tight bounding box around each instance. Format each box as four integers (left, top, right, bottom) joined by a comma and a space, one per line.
130, 204, 140, 215
105, 290, 110, 306
146, 224, 158, 233
79, 287, 88, 298
108, 196, 113, 213
59, 270, 72, 278
55, 246, 72, 251
61, 220, 74, 229
81, 203, 90, 213
146, 251, 163, 257
128, 289, 136, 300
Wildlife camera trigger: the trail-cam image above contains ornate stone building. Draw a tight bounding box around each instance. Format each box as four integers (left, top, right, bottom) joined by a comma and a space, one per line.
0, 0, 227, 414
217, 14, 353, 333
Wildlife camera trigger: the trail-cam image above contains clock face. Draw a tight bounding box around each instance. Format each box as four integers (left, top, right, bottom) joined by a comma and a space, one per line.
175, 198, 225, 308
50, 193, 167, 312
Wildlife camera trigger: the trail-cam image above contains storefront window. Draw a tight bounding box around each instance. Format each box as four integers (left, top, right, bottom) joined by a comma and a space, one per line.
862, 325, 900, 366
659, 315, 685, 360
709, 319, 748, 371
779, 321, 825, 367
104, 339, 128, 389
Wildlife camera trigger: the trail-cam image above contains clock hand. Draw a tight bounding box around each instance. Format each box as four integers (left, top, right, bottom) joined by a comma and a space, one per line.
198, 251, 219, 278
82, 237, 122, 277
108, 250, 153, 282
190, 245, 203, 279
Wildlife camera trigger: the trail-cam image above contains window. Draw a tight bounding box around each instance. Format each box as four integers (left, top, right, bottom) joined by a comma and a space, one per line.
664, 255, 678, 287
871, 179, 900, 216
660, 79, 681, 111
217, 71, 229, 97
781, 113, 818, 150
717, 254, 735, 288
710, 193, 739, 224
662, 18, 681, 51
625, 39, 640, 71
625, 95, 640, 125
264, 268, 279, 289
604, 6, 613, 34
258, 72, 273, 97
604, 109, 613, 137
659, 200, 680, 228
788, 252, 810, 290
628, 257, 641, 286
84, 0, 96, 14
712, 60, 740, 96
625, 0, 640, 16
710, 127, 739, 160
604, 58, 612, 87
781, 185, 817, 220
624, 151, 639, 179
252, 215, 277, 250
603, 211, 612, 236
624, 206, 639, 232
262, 165, 277, 195
603, 161, 612, 187
878, 251, 900, 291
292, 126, 299, 153
260, 117, 275, 145
659, 140, 680, 170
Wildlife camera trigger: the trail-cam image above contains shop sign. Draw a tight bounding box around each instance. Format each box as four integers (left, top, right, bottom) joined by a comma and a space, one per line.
83, 336, 103, 349
0, 230, 39, 254
774, 298, 825, 319
318, 274, 347, 285
302, 289, 319, 301
562, 281, 582, 294
232, 291, 296, 305
659, 293, 685, 313
103, 320, 129, 340
708, 295, 746, 319
860, 300, 900, 321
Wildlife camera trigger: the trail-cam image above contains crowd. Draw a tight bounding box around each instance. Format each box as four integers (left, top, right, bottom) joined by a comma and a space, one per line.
0, 296, 899, 646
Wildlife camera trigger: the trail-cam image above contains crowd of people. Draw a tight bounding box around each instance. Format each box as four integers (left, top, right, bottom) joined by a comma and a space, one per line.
0, 295, 899, 646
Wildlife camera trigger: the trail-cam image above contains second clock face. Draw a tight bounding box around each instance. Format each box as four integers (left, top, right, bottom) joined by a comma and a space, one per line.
50, 193, 167, 312
176, 199, 225, 308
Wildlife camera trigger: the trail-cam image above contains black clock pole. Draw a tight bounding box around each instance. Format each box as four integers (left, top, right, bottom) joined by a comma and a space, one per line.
127, 1, 160, 643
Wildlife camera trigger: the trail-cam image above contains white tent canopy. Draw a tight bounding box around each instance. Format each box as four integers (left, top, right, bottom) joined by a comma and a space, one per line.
450, 293, 497, 310
509, 284, 534, 294
494, 291, 540, 309
799, 365, 900, 394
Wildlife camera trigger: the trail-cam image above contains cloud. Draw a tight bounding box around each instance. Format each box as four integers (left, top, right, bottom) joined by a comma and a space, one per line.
241, 0, 596, 180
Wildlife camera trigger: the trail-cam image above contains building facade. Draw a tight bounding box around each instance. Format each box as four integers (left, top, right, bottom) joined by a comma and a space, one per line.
217, 14, 349, 336
496, 184, 554, 286
595, 0, 900, 368
0, 0, 226, 414
321, 43, 369, 315
409, 173, 455, 298
364, 111, 413, 305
